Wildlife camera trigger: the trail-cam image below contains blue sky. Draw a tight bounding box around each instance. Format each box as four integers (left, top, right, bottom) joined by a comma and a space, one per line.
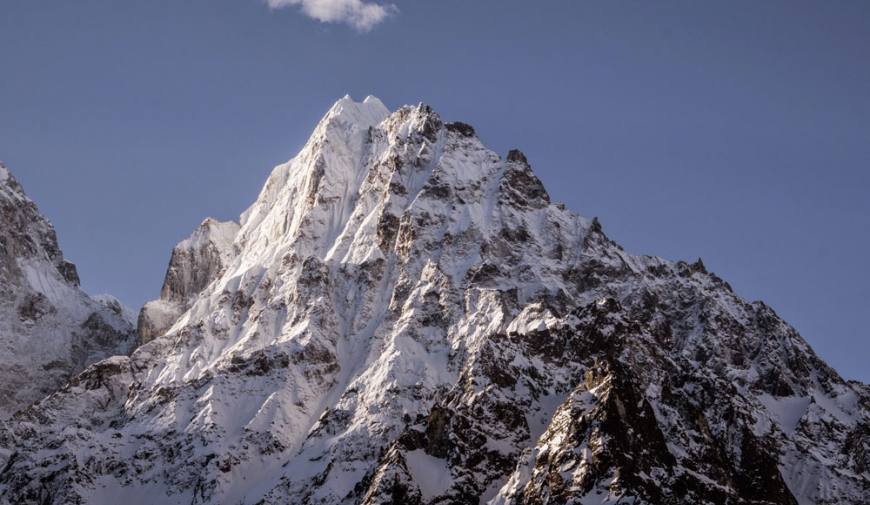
1, 1, 868, 381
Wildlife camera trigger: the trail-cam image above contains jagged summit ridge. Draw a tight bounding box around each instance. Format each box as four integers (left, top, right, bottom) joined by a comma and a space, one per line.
0, 96, 867, 505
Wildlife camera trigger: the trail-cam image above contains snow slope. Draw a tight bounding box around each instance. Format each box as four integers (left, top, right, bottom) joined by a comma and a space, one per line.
0, 98, 866, 505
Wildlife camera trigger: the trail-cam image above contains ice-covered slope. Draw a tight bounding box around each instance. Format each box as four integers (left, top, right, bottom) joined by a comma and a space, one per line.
0, 163, 136, 419
0, 97, 866, 505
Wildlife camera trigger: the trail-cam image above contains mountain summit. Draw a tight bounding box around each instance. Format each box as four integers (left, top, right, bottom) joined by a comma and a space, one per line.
0, 97, 866, 504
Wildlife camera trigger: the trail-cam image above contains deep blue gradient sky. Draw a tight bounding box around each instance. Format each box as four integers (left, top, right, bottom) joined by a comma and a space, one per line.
1, 1, 868, 380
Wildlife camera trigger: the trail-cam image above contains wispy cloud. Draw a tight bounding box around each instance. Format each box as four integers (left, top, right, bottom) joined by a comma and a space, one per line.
266, 0, 396, 31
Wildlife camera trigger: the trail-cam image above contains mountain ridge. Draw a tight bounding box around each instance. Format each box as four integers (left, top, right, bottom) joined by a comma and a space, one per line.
0, 162, 136, 420
0, 97, 866, 505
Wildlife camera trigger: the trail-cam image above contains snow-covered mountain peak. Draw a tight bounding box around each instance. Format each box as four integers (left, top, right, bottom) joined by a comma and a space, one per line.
177, 217, 239, 256
0, 163, 29, 204
0, 165, 77, 287
161, 218, 240, 303
362, 94, 385, 106
1, 99, 867, 505
322, 94, 390, 134
137, 217, 240, 344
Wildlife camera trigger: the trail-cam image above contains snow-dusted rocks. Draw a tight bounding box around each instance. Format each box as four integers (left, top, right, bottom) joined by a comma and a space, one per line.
0, 98, 867, 505
0, 163, 136, 419
137, 218, 239, 344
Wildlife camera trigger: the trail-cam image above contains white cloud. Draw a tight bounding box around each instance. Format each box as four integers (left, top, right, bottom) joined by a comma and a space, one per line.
266, 0, 395, 31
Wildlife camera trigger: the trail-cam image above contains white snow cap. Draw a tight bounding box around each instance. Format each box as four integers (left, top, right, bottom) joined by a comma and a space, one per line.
177, 217, 240, 253
363, 94, 385, 105
325, 94, 390, 128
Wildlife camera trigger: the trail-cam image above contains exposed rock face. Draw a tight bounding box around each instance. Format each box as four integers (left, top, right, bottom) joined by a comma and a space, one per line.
0, 98, 867, 505
0, 164, 136, 419
137, 218, 239, 344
